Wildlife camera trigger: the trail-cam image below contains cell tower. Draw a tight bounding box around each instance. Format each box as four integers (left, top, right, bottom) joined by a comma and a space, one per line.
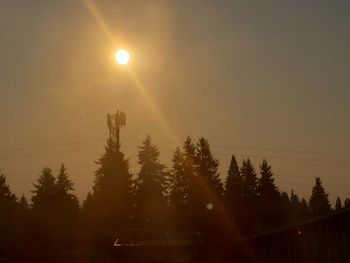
107, 110, 126, 148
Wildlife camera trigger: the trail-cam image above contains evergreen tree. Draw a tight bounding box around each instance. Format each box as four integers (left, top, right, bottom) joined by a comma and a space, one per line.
30, 167, 61, 259
196, 137, 223, 199
31, 167, 56, 212
0, 173, 16, 207
56, 164, 74, 194
169, 147, 189, 208
89, 138, 133, 231
135, 135, 167, 231
19, 195, 29, 210
257, 159, 280, 199
182, 136, 200, 232
309, 177, 331, 216
225, 155, 242, 205
195, 137, 224, 237
300, 198, 309, 220
240, 159, 259, 233
182, 136, 197, 206
56, 164, 79, 209
257, 159, 281, 229
241, 159, 258, 199
225, 154, 243, 227
343, 198, 350, 209
82, 191, 92, 212
335, 197, 342, 211
85, 112, 133, 233
288, 194, 309, 223
280, 191, 291, 224
55, 164, 80, 231
0, 173, 17, 248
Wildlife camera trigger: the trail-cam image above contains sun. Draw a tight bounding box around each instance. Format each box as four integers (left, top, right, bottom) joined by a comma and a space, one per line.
115, 49, 130, 65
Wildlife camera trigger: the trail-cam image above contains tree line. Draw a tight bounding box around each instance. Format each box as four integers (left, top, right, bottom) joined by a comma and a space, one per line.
0, 112, 349, 261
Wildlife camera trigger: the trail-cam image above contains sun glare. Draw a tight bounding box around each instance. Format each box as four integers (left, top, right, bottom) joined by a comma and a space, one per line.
115, 49, 130, 65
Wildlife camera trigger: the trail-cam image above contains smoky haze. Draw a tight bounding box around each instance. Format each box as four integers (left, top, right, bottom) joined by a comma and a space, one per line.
0, 0, 349, 203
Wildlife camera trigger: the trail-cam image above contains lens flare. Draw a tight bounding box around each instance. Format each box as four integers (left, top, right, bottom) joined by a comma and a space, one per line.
115, 49, 130, 65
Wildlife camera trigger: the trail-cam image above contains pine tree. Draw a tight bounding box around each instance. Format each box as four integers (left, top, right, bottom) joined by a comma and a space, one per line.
194, 137, 224, 237
300, 198, 309, 220
90, 138, 133, 231
256, 159, 281, 229
280, 191, 291, 224
182, 136, 197, 207
240, 159, 259, 233
344, 198, 350, 209
223, 154, 244, 232
241, 159, 258, 199
169, 147, 189, 208
168, 147, 191, 230
0, 173, 17, 242
309, 177, 331, 216
55, 164, 80, 219
85, 112, 133, 233
31, 167, 56, 212
196, 137, 223, 199
19, 195, 29, 210
257, 159, 280, 199
289, 190, 300, 223
335, 197, 342, 211
225, 155, 242, 204
135, 135, 167, 231
0, 173, 16, 207
182, 136, 199, 232
56, 164, 74, 194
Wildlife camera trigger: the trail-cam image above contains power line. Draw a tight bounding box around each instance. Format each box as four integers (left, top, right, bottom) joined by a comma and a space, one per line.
0, 138, 106, 153
213, 152, 350, 164
0, 147, 103, 161
1, 136, 350, 157
1, 143, 350, 165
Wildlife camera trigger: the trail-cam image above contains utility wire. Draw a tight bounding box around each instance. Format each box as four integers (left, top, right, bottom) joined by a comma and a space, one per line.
1, 136, 350, 157
1, 143, 350, 164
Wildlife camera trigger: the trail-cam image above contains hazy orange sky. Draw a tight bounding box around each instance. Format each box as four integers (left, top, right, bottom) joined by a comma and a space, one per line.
0, 1, 349, 203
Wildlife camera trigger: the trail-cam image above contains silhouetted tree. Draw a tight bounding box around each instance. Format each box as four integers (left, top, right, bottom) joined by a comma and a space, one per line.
225, 155, 243, 226
280, 191, 290, 225
30, 167, 60, 260
54, 164, 80, 250
182, 136, 199, 232
225, 155, 242, 205
88, 138, 133, 232
240, 159, 259, 233
0, 173, 17, 255
31, 167, 56, 212
309, 177, 331, 216
257, 159, 280, 199
289, 190, 309, 223
135, 135, 168, 232
169, 148, 188, 207
56, 164, 79, 210
300, 198, 309, 220
0, 173, 16, 208
196, 137, 223, 200
241, 159, 258, 199
195, 137, 223, 236
19, 195, 29, 210
182, 136, 197, 204
343, 198, 350, 209
85, 112, 133, 235
169, 147, 191, 230
335, 197, 342, 211
256, 159, 281, 229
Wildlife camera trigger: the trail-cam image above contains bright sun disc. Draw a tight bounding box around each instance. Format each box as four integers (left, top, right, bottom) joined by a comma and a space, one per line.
115, 49, 130, 65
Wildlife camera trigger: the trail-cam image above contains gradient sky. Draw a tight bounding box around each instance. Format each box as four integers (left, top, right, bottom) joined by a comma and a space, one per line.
0, 0, 349, 203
